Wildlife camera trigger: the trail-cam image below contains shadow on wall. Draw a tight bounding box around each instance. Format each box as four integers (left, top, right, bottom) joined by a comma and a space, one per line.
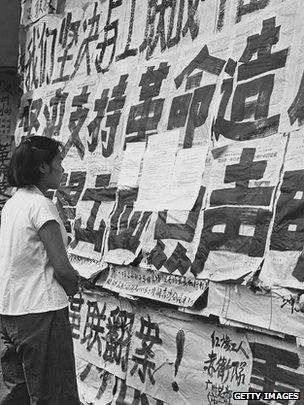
0, 0, 21, 68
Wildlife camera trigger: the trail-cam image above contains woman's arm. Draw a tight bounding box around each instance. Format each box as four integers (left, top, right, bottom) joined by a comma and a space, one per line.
38, 220, 79, 296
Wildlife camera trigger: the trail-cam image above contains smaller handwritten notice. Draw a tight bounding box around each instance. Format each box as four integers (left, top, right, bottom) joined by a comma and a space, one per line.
103, 265, 208, 307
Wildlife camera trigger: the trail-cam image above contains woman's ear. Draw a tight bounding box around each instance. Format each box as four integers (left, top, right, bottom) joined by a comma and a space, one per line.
39, 161, 50, 174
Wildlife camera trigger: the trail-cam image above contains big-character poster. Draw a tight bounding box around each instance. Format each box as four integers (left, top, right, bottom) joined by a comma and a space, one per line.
14, 0, 304, 403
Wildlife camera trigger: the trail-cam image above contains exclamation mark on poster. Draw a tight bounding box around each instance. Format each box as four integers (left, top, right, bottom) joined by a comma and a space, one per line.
172, 329, 185, 392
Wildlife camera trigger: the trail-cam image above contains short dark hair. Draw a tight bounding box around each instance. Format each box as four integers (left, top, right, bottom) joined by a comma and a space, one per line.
7, 136, 62, 187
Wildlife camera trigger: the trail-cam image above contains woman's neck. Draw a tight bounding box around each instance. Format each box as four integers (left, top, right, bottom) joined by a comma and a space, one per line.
35, 183, 48, 195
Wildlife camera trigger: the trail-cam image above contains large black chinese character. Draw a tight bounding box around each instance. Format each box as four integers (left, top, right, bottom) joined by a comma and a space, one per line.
155, 186, 205, 241
174, 45, 225, 90
87, 74, 128, 156
148, 242, 192, 275
63, 86, 90, 159
87, 88, 109, 152
169, 45, 225, 148
36, 22, 47, 87
24, 26, 38, 91
270, 170, 304, 252
126, 62, 169, 142
140, 0, 170, 56
216, 0, 228, 32
69, 174, 116, 254
139, 0, 201, 59
53, 12, 80, 83
103, 307, 135, 372
191, 207, 271, 277
148, 186, 205, 274
27, 98, 42, 136
95, 0, 122, 73
72, 3, 100, 78
55, 171, 86, 233
43, 88, 68, 137
130, 315, 163, 384
139, 0, 174, 59
45, 24, 58, 85
108, 188, 152, 253
116, 0, 138, 61
235, 0, 269, 24
214, 17, 288, 141
249, 342, 304, 402
81, 301, 107, 356
210, 148, 273, 207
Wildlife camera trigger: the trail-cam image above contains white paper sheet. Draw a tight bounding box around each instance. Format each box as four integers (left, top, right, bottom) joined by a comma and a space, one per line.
117, 142, 146, 188
165, 146, 207, 210
134, 130, 180, 211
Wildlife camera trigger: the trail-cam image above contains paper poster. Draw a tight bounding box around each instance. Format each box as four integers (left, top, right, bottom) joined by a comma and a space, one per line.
134, 130, 180, 212
76, 326, 304, 404
171, 34, 230, 149
207, 135, 287, 209
188, 204, 271, 280
68, 194, 116, 261
103, 249, 136, 266
16, 0, 304, 348
205, 282, 304, 338
213, 0, 298, 145
246, 330, 304, 396
138, 154, 211, 277
280, 1, 304, 132
23, 14, 62, 92
261, 130, 304, 289
68, 253, 107, 279
117, 142, 146, 189
76, 357, 115, 405
127, 307, 252, 405
112, 377, 170, 405
140, 204, 205, 278
103, 265, 208, 307
165, 145, 207, 211
71, 289, 304, 404
70, 290, 137, 380
231, 0, 294, 26
75, 359, 170, 405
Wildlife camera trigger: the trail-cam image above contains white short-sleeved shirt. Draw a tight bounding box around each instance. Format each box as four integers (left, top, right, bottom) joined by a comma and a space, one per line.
0, 186, 69, 315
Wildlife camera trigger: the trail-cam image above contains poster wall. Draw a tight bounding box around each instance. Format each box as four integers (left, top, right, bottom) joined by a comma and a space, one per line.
15, 0, 304, 402
70, 291, 304, 405
17, 0, 304, 289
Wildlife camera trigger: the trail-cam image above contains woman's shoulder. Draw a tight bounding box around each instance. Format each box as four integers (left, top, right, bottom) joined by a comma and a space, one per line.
11, 188, 55, 213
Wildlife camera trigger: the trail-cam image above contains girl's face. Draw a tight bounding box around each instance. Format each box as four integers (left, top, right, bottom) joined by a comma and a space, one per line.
43, 152, 64, 190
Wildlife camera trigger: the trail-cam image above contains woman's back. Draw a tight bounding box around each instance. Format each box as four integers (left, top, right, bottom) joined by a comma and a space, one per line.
0, 186, 68, 315
0, 136, 80, 405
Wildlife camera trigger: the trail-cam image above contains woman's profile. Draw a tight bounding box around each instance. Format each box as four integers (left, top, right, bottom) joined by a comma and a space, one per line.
0, 136, 80, 404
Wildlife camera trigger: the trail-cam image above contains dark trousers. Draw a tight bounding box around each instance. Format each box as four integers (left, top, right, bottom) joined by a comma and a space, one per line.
0, 308, 80, 405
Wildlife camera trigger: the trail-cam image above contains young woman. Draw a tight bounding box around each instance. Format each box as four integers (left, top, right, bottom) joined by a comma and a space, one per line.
0, 136, 80, 404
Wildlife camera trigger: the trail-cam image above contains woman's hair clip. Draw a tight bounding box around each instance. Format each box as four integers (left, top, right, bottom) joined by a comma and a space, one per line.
23, 138, 32, 145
